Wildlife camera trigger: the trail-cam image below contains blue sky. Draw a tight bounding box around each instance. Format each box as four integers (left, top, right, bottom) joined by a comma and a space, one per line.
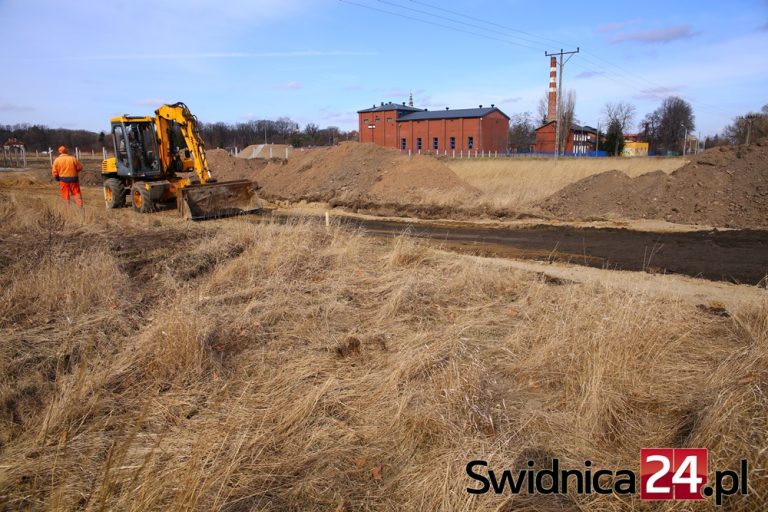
1, 0, 766, 137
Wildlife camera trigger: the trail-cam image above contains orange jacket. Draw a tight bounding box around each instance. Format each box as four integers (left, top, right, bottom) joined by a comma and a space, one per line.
52, 154, 84, 182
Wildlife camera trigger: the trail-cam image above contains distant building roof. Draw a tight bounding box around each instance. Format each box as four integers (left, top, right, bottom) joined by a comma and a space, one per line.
398, 106, 509, 122
535, 121, 597, 133
357, 102, 424, 114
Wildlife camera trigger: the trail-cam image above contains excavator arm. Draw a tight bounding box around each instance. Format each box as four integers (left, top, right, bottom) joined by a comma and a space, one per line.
154, 102, 212, 183
152, 102, 259, 219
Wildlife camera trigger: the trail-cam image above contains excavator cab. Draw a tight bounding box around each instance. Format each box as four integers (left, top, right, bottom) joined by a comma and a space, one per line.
101, 103, 260, 219
111, 118, 163, 179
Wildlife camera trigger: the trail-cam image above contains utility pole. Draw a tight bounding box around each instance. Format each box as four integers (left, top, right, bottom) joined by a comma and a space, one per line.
545, 48, 579, 160
595, 120, 600, 154
681, 124, 688, 156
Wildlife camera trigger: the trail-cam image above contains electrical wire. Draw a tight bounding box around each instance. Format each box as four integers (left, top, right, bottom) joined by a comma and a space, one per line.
340, 0, 734, 117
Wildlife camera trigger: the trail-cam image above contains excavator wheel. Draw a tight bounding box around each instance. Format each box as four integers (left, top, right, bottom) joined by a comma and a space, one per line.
131, 182, 155, 213
103, 178, 125, 209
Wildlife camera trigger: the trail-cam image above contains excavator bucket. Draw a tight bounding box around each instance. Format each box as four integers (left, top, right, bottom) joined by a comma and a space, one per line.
177, 180, 261, 220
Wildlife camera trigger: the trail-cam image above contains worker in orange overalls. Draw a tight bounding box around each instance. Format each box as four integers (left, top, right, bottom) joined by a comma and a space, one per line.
51, 146, 84, 207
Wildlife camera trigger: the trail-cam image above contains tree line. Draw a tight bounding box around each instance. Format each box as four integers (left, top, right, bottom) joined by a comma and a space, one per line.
507, 95, 767, 155
1, 118, 359, 152
198, 119, 358, 149
5, 102, 765, 155
0, 124, 103, 152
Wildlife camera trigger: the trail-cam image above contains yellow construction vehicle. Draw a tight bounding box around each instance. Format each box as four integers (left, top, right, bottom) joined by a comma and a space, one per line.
101, 102, 259, 219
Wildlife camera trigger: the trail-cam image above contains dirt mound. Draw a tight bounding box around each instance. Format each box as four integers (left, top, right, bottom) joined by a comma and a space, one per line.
236, 144, 293, 159
540, 139, 768, 228
0, 173, 48, 188
208, 142, 477, 206
255, 142, 477, 204
207, 148, 268, 181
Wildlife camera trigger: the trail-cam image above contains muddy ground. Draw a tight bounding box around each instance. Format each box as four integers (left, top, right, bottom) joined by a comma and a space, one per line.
338, 217, 768, 285
7, 176, 765, 285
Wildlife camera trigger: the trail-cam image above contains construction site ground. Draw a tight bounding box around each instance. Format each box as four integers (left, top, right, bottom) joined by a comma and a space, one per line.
3, 172, 767, 291
2, 155, 768, 510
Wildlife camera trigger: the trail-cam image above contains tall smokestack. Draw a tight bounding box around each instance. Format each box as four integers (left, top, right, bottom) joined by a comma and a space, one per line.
547, 56, 557, 122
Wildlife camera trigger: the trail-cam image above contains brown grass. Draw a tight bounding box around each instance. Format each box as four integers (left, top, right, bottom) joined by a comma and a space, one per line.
0, 189, 765, 511
447, 157, 688, 210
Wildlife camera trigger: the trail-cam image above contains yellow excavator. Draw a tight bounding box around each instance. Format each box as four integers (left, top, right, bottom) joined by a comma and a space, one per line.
101, 102, 259, 219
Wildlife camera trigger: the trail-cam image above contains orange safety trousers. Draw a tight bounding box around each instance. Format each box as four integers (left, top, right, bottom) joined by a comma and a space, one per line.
59, 181, 83, 207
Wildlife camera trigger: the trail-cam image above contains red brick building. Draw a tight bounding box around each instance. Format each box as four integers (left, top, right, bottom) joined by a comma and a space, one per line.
534, 122, 598, 155
358, 102, 510, 153
534, 55, 599, 155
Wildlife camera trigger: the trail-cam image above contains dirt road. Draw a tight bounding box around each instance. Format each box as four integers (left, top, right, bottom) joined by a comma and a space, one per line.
360, 220, 768, 284
320, 217, 768, 285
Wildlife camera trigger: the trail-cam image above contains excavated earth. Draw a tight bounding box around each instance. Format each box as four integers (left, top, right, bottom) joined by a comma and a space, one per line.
207, 143, 484, 216
540, 138, 768, 229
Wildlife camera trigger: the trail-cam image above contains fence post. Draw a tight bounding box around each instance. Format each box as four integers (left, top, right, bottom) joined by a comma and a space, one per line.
23, 147, 27, 168
102, 147, 107, 159
452, 149, 455, 159
269, 146, 273, 158
48, 148, 53, 166
408, 149, 412, 158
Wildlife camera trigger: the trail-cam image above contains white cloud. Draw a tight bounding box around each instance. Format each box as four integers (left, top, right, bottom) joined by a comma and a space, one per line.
633, 85, 686, 100
575, 71, 606, 79
597, 19, 642, 33
62, 51, 376, 62
610, 25, 699, 44
0, 102, 34, 112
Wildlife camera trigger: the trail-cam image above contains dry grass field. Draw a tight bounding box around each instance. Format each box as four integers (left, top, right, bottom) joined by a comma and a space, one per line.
1, 183, 766, 510
447, 157, 688, 210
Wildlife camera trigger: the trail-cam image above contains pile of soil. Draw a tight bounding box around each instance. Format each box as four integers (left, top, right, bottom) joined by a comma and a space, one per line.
207, 149, 268, 181
236, 144, 293, 160
209, 142, 478, 206
540, 138, 768, 228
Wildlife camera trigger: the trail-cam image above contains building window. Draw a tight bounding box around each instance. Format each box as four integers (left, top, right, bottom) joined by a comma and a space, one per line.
467, 136, 474, 149
450, 137, 456, 149
387, 117, 393, 123
417, 137, 422, 150
363, 118, 368, 124
401, 138, 407, 150
433, 137, 439, 150
375, 117, 380, 122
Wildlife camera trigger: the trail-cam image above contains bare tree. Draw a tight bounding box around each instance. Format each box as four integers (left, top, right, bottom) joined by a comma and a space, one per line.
641, 96, 694, 154
604, 102, 636, 133
557, 90, 576, 154
722, 104, 768, 144
603, 102, 636, 155
536, 91, 549, 126
508, 112, 536, 152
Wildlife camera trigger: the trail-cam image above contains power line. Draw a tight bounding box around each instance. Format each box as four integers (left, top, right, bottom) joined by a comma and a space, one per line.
401, 0, 702, 100
340, 0, 734, 119
377, 0, 544, 50
337, 0, 541, 50
407, 0, 576, 49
